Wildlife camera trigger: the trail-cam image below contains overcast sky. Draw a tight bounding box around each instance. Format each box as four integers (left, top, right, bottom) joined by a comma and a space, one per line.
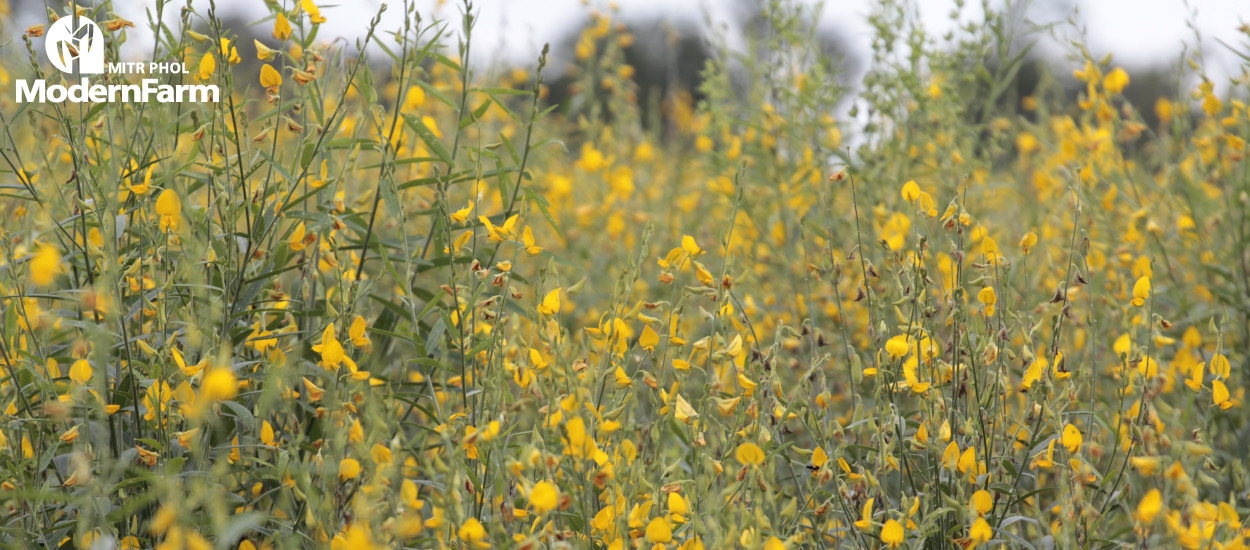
103, 0, 1246, 86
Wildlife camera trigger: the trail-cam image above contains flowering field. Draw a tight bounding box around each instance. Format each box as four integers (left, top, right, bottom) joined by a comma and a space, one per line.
2, 0, 1250, 548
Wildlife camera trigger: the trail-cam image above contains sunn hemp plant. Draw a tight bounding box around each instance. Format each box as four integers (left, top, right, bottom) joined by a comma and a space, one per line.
1, 0, 1249, 548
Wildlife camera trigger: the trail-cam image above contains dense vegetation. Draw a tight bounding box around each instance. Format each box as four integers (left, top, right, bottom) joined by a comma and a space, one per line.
2, 0, 1250, 548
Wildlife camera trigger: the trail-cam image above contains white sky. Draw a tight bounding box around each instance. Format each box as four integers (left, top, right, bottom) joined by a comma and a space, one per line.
106, 0, 1247, 85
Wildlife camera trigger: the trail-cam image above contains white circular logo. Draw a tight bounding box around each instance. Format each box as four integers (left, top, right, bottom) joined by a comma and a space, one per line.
45, 15, 105, 74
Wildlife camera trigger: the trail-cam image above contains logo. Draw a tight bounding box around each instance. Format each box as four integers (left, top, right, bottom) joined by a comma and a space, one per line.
45, 15, 105, 74
16, 13, 218, 104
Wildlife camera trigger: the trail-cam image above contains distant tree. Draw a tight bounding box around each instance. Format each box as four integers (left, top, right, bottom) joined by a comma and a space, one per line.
543, 2, 858, 133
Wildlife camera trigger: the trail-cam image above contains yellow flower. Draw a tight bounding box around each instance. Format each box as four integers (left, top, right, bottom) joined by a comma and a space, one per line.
219, 38, 241, 64
673, 394, 698, 424
957, 446, 977, 475
884, 335, 910, 359
639, 324, 659, 351
1022, 356, 1047, 390
167, 348, 189, 377
969, 517, 993, 547
1032, 438, 1057, 470
942, 441, 960, 470
312, 323, 356, 372
259, 63, 282, 88
1135, 488, 1162, 524
1130, 456, 1161, 476
615, 367, 635, 390
458, 517, 487, 546
901, 357, 930, 393
69, 359, 92, 384
645, 517, 673, 543
1061, 424, 1083, 453
302, 377, 324, 401
349, 315, 371, 348
838, 457, 863, 481
1131, 276, 1150, 307
29, 244, 62, 287
260, 421, 276, 446
451, 201, 473, 224
371, 443, 392, 464
1103, 67, 1129, 94
970, 490, 992, 516
522, 226, 543, 255
1210, 353, 1231, 379
403, 86, 426, 110
176, 428, 200, 449
714, 396, 740, 416
255, 40, 278, 61
199, 368, 238, 402
60, 425, 80, 443
667, 492, 689, 521
194, 52, 215, 81
288, 221, 311, 251
349, 419, 364, 443
914, 423, 929, 446
736, 442, 765, 466
529, 480, 559, 514
901, 180, 921, 202
854, 498, 875, 531
132, 444, 158, 467
529, 348, 549, 370
1019, 231, 1038, 254
144, 381, 173, 422
480, 214, 518, 242
981, 235, 999, 261
916, 191, 937, 217
338, 457, 361, 480
273, 13, 292, 40
1213, 380, 1233, 410
880, 518, 904, 548
291, 68, 315, 85
1113, 333, 1132, 357
331, 524, 378, 550
155, 188, 182, 232
576, 142, 608, 172
301, 0, 327, 24
537, 288, 561, 316
811, 446, 828, 469
694, 261, 714, 286
249, 322, 278, 353
977, 286, 997, 317
1155, 97, 1174, 122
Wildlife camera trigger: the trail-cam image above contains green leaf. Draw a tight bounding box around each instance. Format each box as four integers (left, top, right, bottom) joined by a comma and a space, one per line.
219, 512, 266, 547
460, 99, 492, 129
476, 86, 531, 96
403, 114, 453, 165
220, 399, 255, 429
522, 186, 564, 239
425, 317, 447, 357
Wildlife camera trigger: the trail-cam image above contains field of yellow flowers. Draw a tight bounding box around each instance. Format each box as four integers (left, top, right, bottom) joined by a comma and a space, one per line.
2, 0, 1250, 548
